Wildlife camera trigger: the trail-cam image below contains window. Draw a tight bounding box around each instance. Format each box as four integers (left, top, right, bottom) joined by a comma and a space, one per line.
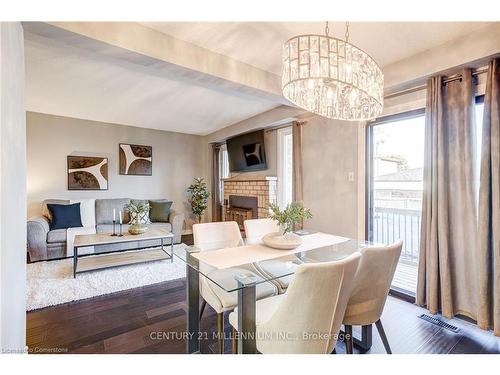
219, 144, 229, 200
367, 110, 425, 296
367, 100, 486, 296
277, 127, 293, 209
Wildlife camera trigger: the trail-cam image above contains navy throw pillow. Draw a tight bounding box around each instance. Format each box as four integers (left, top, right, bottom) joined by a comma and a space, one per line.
47, 203, 83, 230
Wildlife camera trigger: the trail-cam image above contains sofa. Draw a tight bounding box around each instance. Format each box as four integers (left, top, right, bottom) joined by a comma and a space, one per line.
27, 198, 184, 261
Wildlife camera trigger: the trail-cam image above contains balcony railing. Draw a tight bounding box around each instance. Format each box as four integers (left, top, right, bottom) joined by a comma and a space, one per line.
372, 206, 421, 263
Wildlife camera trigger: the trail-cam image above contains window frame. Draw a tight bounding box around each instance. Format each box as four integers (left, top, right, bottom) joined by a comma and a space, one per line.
365, 108, 426, 243
365, 108, 426, 300
218, 143, 229, 204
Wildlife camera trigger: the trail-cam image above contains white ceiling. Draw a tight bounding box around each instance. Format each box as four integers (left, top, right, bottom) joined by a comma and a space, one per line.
142, 22, 491, 74
24, 31, 279, 135
25, 22, 492, 135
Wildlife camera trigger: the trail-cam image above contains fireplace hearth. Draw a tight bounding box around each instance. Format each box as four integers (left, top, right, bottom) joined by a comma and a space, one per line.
226, 195, 258, 230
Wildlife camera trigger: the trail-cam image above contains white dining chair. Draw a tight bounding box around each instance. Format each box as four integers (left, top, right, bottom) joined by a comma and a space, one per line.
243, 218, 280, 244
244, 218, 302, 293
193, 221, 278, 354
343, 240, 403, 354
228, 252, 361, 354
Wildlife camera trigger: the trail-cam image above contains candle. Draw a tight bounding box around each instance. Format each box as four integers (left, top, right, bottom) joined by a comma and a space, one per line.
119, 211, 123, 224
113, 208, 116, 221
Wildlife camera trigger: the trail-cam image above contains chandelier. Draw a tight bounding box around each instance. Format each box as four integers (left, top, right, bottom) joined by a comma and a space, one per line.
282, 22, 384, 121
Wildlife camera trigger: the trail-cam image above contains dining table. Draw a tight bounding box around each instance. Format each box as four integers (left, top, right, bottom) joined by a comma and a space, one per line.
173, 231, 378, 354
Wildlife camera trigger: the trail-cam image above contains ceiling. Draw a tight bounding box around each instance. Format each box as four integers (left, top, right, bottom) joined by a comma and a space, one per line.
142, 22, 491, 74
24, 31, 279, 135
25, 22, 492, 135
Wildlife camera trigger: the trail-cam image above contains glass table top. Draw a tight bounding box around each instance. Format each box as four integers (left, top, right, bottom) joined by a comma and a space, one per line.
173, 233, 378, 293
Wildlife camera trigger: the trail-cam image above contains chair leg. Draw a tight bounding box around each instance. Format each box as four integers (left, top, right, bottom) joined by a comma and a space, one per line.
375, 319, 392, 354
344, 325, 353, 354
199, 299, 207, 320
232, 327, 238, 354
217, 312, 224, 354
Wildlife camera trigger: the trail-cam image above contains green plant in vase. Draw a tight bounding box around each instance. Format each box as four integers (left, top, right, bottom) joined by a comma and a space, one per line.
125, 201, 150, 235
269, 201, 312, 235
187, 177, 210, 223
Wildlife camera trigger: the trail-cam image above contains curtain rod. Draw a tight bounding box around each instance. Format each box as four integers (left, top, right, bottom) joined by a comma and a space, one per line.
264, 122, 295, 133
384, 67, 488, 100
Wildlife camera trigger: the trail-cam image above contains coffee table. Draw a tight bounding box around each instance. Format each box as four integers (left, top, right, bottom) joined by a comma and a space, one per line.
73, 228, 174, 278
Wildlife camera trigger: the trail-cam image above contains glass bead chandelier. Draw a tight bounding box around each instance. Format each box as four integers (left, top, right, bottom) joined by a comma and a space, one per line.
282, 22, 384, 121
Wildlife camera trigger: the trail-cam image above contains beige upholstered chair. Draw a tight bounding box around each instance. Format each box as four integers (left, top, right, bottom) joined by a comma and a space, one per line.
229, 252, 361, 354
343, 240, 403, 354
244, 218, 302, 293
243, 218, 280, 244
193, 221, 278, 353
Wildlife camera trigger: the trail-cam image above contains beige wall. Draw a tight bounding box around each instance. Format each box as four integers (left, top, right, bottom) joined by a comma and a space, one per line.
27, 112, 205, 228
301, 117, 361, 238
0, 22, 27, 352
206, 109, 362, 238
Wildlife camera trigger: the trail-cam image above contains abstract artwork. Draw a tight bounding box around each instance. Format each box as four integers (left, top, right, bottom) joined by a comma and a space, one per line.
119, 143, 152, 175
67, 156, 108, 190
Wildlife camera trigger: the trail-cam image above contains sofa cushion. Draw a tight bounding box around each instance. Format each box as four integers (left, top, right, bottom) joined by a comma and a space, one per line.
47, 203, 83, 230
70, 199, 96, 227
42, 199, 70, 222
95, 198, 130, 225
96, 224, 130, 234
47, 229, 67, 243
149, 200, 173, 222
149, 222, 173, 232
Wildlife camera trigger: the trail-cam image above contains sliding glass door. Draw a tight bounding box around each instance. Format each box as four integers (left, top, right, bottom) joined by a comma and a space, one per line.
367, 99, 485, 296
367, 110, 425, 295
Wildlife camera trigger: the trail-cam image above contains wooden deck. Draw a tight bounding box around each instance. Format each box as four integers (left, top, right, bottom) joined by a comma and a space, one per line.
393, 261, 418, 294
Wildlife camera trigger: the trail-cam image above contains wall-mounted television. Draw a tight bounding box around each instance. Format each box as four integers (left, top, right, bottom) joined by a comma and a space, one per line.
226, 130, 267, 172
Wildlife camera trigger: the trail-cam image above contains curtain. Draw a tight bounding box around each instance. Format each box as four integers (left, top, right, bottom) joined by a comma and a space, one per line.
417, 69, 478, 320
477, 59, 500, 336
211, 144, 221, 222
292, 121, 304, 203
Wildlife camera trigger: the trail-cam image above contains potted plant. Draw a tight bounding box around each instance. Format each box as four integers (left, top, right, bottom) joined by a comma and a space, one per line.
187, 177, 210, 223
263, 201, 312, 249
125, 201, 150, 235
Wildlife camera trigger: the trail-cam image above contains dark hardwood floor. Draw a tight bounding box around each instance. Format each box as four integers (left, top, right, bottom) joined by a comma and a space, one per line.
26, 233, 500, 354
26, 278, 500, 354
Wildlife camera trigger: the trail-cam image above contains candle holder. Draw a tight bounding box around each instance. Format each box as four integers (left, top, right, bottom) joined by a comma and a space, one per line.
118, 223, 124, 237
111, 220, 117, 236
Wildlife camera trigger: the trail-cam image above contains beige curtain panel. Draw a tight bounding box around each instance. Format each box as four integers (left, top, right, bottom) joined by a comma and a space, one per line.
477, 59, 500, 336
417, 69, 478, 320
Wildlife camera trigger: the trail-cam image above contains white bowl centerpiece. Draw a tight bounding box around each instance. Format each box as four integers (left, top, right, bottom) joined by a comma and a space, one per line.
262, 201, 312, 250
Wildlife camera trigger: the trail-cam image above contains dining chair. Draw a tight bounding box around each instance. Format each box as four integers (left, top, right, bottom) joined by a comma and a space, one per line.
342, 240, 403, 354
192, 221, 278, 353
243, 218, 280, 244
244, 218, 302, 293
228, 252, 361, 354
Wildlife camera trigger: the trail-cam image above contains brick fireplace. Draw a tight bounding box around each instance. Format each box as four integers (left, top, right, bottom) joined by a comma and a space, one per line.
222, 176, 277, 228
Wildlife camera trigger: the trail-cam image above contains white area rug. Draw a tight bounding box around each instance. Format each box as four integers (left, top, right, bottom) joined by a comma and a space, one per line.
26, 244, 187, 311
